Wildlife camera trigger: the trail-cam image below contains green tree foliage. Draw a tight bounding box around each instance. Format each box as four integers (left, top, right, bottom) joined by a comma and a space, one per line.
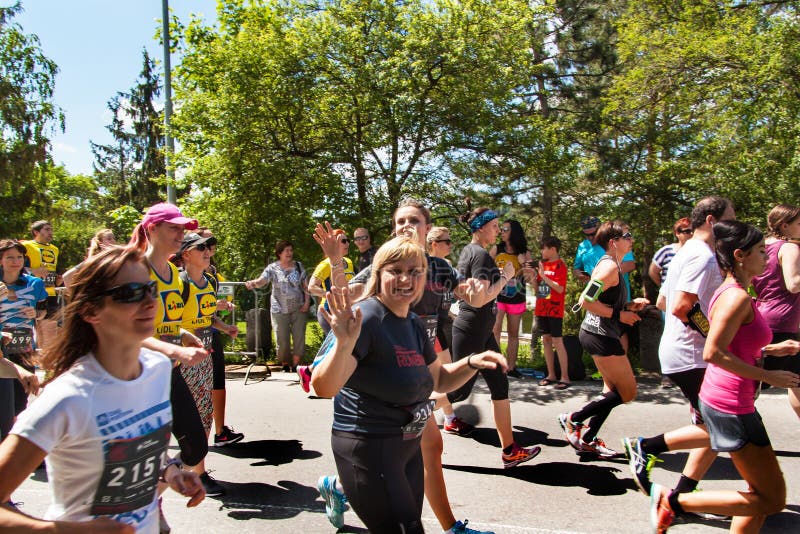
0, 2, 63, 236
92, 49, 165, 212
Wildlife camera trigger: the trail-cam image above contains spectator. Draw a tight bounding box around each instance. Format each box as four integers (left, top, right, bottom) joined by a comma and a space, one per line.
649, 218, 692, 287
20, 221, 60, 350
245, 240, 311, 372
62, 229, 117, 286
534, 236, 570, 389
308, 229, 355, 336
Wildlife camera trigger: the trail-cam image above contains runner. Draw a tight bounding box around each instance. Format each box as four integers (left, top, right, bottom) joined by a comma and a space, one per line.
20, 221, 60, 351
177, 232, 239, 497
0, 245, 204, 531
62, 229, 117, 286
129, 202, 210, 529
0, 239, 46, 419
448, 205, 541, 469
311, 236, 506, 534
622, 197, 736, 497
559, 220, 648, 458
650, 220, 800, 533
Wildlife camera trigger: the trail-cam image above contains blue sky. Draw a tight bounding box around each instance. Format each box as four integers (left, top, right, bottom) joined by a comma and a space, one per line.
13, 0, 218, 175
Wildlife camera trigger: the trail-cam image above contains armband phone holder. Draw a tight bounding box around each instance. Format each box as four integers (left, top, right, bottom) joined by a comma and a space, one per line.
686, 302, 710, 337
581, 279, 604, 302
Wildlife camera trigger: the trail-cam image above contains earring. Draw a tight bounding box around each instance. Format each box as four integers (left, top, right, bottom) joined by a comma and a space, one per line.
738, 262, 743, 268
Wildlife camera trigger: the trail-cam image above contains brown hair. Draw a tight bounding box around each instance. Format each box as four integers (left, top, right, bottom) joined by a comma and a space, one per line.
672, 217, 691, 234
426, 226, 449, 252
275, 239, 293, 259
393, 198, 432, 227
596, 220, 628, 250
41, 246, 145, 380
766, 204, 800, 239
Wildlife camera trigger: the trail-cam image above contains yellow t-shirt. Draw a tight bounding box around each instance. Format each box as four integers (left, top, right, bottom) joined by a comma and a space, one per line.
149, 262, 185, 343
21, 240, 59, 296
180, 273, 218, 350
312, 257, 355, 310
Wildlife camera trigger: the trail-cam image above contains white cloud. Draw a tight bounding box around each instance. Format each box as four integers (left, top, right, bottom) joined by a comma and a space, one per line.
52, 141, 77, 154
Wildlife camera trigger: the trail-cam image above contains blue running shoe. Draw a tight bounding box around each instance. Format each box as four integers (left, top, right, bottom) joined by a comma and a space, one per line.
317, 475, 347, 528
451, 519, 495, 533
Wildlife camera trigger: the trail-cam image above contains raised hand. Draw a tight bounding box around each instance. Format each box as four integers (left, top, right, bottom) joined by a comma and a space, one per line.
320, 286, 362, 345
313, 221, 343, 263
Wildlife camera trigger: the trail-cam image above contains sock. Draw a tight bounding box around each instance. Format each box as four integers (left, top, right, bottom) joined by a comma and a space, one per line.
333, 476, 344, 494
641, 434, 669, 456
571, 390, 623, 426
673, 474, 699, 494
502, 443, 515, 455
583, 407, 613, 442
667, 490, 686, 515
444, 413, 456, 424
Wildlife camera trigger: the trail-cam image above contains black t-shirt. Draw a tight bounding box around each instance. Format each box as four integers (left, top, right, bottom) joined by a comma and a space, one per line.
457, 243, 500, 321
357, 246, 378, 272
332, 298, 437, 435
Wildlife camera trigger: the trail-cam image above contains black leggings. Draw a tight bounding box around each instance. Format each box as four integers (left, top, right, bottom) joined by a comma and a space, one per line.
211, 330, 226, 390
0, 378, 14, 440
171, 366, 208, 466
332, 430, 424, 534
447, 321, 509, 403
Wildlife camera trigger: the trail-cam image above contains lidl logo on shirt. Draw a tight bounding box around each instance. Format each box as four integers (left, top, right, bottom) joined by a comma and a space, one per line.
41, 249, 56, 264
162, 290, 184, 322
198, 293, 217, 316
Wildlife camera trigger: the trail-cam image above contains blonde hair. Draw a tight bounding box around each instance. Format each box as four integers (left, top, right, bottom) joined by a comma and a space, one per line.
87, 229, 115, 257
426, 226, 449, 253
360, 236, 427, 304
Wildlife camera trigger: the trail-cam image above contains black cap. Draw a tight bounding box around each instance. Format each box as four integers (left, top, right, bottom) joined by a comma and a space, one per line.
178, 232, 213, 256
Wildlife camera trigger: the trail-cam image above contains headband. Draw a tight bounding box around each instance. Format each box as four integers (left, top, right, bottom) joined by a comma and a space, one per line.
469, 210, 498, 233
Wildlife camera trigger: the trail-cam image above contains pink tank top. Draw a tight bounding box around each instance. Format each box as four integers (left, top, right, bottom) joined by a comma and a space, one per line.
699, 283, 772, 414
752, 240, 800, 334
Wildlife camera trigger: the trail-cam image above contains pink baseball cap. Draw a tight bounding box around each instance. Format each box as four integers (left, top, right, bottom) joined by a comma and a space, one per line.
141, 203, 198, 230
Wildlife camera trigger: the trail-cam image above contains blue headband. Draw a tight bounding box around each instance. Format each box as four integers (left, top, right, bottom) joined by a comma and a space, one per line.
470, 210, 498, 233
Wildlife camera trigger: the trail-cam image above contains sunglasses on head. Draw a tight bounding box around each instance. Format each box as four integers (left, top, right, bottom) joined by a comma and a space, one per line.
101, 280, 158, 303
677, 228, 693, 235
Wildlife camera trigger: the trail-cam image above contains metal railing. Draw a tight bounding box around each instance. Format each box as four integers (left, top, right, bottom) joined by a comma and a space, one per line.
217, 281, 270, 385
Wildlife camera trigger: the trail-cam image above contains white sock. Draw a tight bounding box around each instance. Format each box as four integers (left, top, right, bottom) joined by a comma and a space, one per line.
444, 413, 456, 424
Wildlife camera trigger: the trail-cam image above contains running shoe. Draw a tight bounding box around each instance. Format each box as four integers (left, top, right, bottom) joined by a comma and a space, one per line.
443, 416, 475, 437
557, 412, 584, 451
4, 501, 22, 511
501, 443, 541, 469
200, 472, 226, 497
650, 483, 674, 533
318, 475, 347, 528
450, 519, 496, 534
622, 436, 655, 495
580, 437, 618, 458
297, 365, 312, 393
214, 426, 244, 447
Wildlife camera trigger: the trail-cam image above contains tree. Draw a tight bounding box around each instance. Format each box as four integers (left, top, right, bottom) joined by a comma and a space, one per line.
91, 49, 165, 212
0, 2, 63, 236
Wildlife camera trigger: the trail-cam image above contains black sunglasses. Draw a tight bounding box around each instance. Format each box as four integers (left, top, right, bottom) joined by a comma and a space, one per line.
101, 280, 158, 303
677, 228, 693, 235
434, 239, 452, 245
340, 238, 350, 244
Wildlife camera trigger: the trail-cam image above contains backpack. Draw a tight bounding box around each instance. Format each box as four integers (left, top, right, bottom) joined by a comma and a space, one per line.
179, 269, 219, 304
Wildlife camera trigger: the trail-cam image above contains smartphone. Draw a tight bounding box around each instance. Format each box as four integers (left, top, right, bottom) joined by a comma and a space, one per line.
581, 279, 604, 302
686, 302, 710, 337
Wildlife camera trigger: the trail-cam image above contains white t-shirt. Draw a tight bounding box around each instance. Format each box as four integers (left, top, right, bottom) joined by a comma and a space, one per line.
11, 349, 172, 533
658, 239, 723, 374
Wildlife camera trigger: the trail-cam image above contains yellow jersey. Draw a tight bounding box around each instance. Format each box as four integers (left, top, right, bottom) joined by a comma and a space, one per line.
21, 240, 59, 297
149, 262, 185, 344
180, 272, 218, 350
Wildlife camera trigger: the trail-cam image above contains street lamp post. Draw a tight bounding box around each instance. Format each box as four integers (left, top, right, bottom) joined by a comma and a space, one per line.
162, 0, 176, 204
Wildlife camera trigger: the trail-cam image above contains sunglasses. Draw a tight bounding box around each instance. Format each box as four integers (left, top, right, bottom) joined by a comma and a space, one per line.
615, 232, 633, 240
340, 238, 350, 244
500, 228, 510, 233
434, 239, 452, 245
677, 228, 693, 235
353, 236, 369, 242
101, 280, 158, 303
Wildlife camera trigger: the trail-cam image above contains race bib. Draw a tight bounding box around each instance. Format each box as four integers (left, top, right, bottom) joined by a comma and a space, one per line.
401, 399, 435, 440
44, 272, 57, 287
195, 326, 214, 352
418, 315, 438, 346
3, 326, 33, 355
90, 424, 171, 516
159, 335, 182, 346
537, 281, 551, 299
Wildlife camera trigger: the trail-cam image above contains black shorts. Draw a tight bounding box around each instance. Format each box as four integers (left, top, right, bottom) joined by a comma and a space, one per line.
699, 400, 770, 452
578, 329, 624, 357
537, 316, 563, 338
211, 330, 226, 390
665, 367, 706, 425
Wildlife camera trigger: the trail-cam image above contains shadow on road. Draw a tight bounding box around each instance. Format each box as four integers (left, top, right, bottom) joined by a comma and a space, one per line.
205, 439, 323, 466
443, 461, 637, 496
214, 480, 323, 520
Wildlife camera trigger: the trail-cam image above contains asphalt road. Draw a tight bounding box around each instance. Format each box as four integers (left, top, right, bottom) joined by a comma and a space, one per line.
12, 367, 800, 533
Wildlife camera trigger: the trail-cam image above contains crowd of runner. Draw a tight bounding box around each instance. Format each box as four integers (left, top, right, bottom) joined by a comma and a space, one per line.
0, 196, 798, 533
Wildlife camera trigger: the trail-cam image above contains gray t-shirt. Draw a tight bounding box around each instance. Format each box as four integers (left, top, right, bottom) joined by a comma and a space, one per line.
258, 261, 307, 314
658, 239, 723, 374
